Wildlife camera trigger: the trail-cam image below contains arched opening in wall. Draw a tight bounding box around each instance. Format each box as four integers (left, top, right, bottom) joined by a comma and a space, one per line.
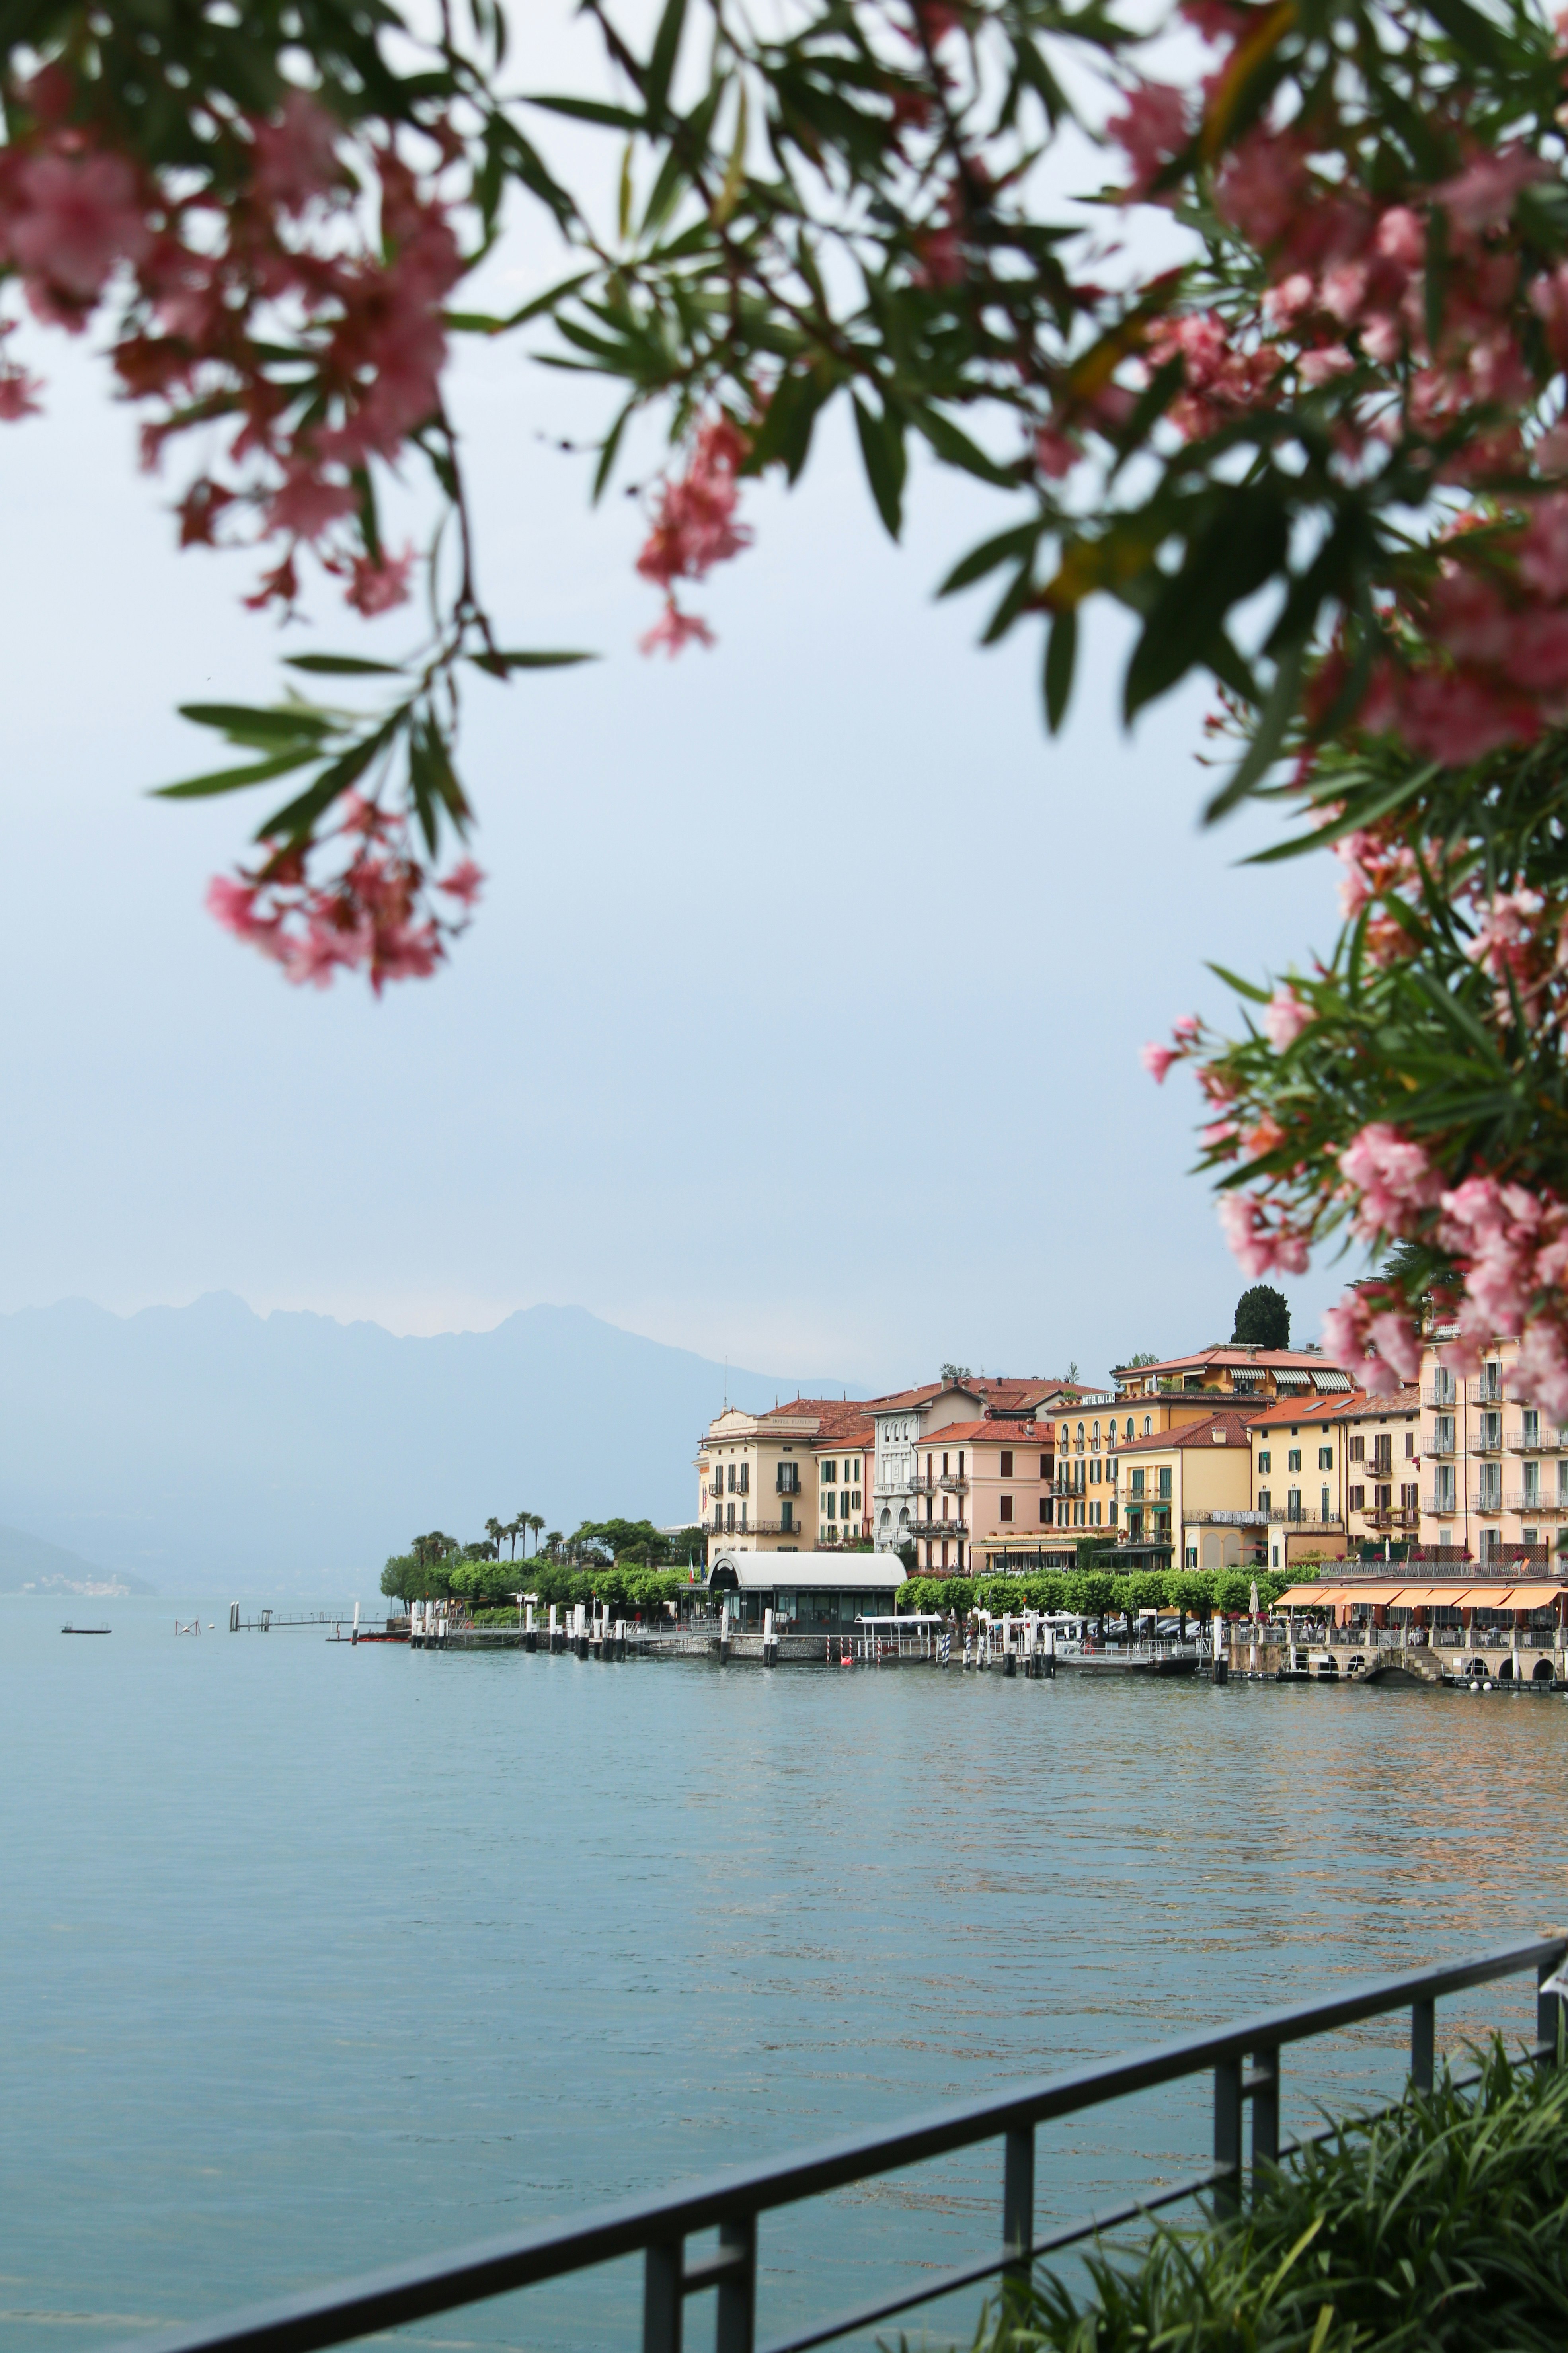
1533, 1656, 1554, 1681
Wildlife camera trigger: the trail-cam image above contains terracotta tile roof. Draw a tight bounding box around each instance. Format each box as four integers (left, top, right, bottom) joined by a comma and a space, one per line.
1246, 1386, 1418, 1430
1116, 1410, 1264, 1454
813, 1416, 876, 1451
871, 1377, 1053, 1412
1112, 1347, 1344, 1374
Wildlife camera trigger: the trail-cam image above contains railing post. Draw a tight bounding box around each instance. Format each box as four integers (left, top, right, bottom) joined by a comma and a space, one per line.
1003, 2124, 1035, 2275
644, 2238, 682, 2353
1250, 2046, 1279, 2189
715, 2215, 756, 2353
1410, 1997, 1435, 2094
1539, 1959, 1565, 2063
1213, 2058, 1242, 2218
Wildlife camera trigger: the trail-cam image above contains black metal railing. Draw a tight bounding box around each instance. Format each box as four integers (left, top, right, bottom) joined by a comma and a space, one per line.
111, 1939, 1566, 2353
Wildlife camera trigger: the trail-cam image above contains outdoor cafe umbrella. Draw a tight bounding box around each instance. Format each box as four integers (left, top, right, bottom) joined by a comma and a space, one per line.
1250, 1578, 1260, 1618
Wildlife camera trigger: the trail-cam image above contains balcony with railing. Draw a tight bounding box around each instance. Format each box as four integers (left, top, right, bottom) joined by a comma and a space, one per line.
938, 1474, 970, 1493
1504, 1491, 1568, 1517
915, 1518, 969, 1539
1425, 1489, 1459, 1517
1365, 1506, 1423, 1531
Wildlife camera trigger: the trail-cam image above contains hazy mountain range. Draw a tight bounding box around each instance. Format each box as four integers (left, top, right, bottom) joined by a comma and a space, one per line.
0, 1517, 158, 1598
0, 1294, 850, 1597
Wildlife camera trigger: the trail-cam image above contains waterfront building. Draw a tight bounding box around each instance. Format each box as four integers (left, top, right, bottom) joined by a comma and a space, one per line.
1110, 1346, 1355, 1407
697, 1397, 883, 1561
705, 1546, 905, 1631
1246, 1393, 1351, 1572
1335, 1386, 1422, 1556
870, 1375, 1085, 1555
1116, 1408, 1265, 1567
905, 1416, 1058, 1572
1049, 1393, 1127, 1533
813, 1418, 875, 1548
1417, 1332, 1568, 1563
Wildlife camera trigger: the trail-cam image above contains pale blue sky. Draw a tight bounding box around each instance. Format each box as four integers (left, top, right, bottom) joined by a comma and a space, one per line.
0, 50, 1357, 1391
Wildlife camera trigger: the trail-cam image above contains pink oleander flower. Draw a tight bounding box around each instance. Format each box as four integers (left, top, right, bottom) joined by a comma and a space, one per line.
345, 546, 414, 616
1374, 206, 1425, 270
1218, 1190, 1310, 1277
1366, 1310, 1422, 1383
1514, 1320, 1568, 1420
1141, 1041, 1178, 1082
265, 465, 358, 541
1338, 1122, 1443, 1240
0, 365, 42, 419
1213, 125, 1309, 248
437, 858, 484, 909
1519, 494, 1568, 599
1172, 1013, 1201, 1039
1202, 1119, 1239, 1149
8, 148, 152, 304
1464, 886, 1545, 981
1435, 145, 1550, 235
637, 419, 751, 591
640, 601, 717, 658
1106, 81, 1187, 201
248, 92, 342, 215
1034, 422, 1080, 478
1261, 987, 1313, 1050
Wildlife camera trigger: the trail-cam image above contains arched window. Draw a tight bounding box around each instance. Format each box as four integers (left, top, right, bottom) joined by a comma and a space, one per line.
1059, 1423, 1069, 1448
1143, 1415, 1153, 1437
1091, 1419, 1100, 1447
1125, 1416, 1135, 1441
1076, 1421, 1085, 1446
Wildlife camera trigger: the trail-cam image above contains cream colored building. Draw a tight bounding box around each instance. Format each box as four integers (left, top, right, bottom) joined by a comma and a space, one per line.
698, 1397, 879, 1560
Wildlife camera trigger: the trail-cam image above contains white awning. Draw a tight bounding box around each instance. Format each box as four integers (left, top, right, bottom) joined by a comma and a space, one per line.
1312, 1369, 1353, 1392
708, 1549, 907, 1591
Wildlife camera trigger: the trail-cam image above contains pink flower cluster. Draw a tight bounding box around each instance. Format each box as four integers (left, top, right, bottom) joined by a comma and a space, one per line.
207, 801, 482, 993
1217, 1190, 1311, 1276
1322, 1145, 1568, 1415
0, 85, 458, 622
1144, 311, 1284, 441
1320, 1289, 1423, 1395
1338, 1122, 1444, 1240
637, 417, 753, 655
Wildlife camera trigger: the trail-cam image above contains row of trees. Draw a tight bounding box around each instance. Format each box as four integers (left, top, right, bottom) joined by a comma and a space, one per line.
899, 1566, 1302, 1629
381, 1520, 707, 1605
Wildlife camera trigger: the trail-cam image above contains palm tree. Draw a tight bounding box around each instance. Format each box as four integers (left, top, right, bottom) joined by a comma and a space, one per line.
529, 1512, 545, 1556
485, 1516, 505, 1560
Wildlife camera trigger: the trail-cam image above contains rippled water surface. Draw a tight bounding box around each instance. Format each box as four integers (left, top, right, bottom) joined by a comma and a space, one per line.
5, 1595, 1567, 2353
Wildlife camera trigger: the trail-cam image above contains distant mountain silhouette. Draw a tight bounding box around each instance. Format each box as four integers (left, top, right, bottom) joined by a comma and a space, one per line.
0, 1295, 853, 1595
0, 1517, 157, 1596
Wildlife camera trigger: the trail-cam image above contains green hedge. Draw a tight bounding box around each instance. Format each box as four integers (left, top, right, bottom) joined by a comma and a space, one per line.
897, 1567, 1295, 1619
976, 2038, 1568, 2353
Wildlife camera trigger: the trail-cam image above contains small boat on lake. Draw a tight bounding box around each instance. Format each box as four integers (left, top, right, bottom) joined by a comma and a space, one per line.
61, 1624, 111, 1635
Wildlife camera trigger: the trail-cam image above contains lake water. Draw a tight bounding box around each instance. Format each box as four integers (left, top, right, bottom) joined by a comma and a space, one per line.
5, 1595, 1566, 2353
